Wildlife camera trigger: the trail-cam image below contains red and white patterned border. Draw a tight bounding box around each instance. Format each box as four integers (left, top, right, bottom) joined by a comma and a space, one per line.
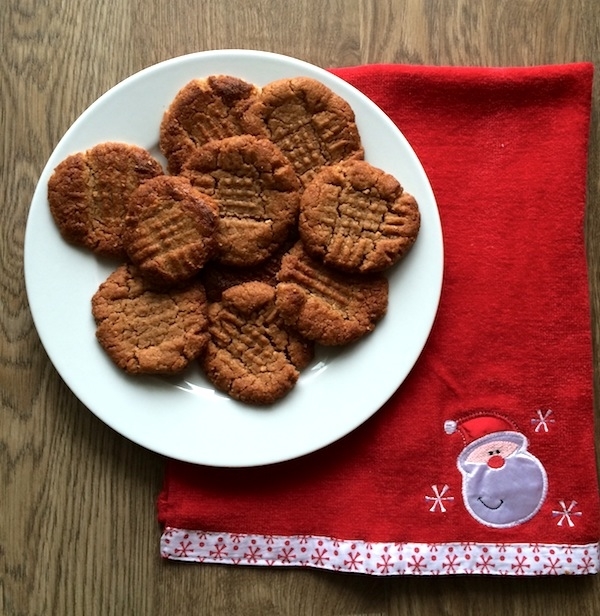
161, 528, 599, 575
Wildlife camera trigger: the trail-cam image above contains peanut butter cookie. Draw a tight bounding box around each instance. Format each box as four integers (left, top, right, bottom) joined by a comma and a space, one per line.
199, 235, 296, 302
91, 263, 209, 374
201, 281, 314, 405
160, 75, 260, 174
242, 76, 364, 186
47, 142, 163, 258
275, 242, 388, 346
181, 135, 300, 267
298, 160, 420, 273
124, 175, 218, 287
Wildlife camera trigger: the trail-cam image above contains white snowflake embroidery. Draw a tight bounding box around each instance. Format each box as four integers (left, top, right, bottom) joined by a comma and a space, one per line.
531, 409, 556, 433
425, 484, 454, 512
552, 500, 582, 527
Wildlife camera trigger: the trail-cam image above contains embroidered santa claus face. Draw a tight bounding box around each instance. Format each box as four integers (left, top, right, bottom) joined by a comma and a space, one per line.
445, 414, 548, 528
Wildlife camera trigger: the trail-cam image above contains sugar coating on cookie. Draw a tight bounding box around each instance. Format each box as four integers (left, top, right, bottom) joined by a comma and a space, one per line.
275, 242, 388, 346
160, 75, 261, 174
201, 281, 314, 405
181, 135, 300, 267
298, 160, 421, 273
124, 175, 218, 287
47, 142, 163, 257
91, 264, 209, 374
242, 77, 364, 186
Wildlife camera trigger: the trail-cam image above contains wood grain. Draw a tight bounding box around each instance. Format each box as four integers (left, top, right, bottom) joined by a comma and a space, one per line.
2, 0, 600, 614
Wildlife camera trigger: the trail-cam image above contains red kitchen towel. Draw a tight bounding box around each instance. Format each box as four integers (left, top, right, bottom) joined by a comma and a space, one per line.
158, 63, 600, 575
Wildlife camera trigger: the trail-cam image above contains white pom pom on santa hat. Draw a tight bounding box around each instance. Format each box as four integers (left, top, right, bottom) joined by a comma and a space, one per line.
444, 420, 458, 434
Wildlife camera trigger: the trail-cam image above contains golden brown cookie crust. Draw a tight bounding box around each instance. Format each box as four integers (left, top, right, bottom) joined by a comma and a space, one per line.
242, 77, 364, 186
275, 242, 388, 346
47, 142, 163, 258
200, 281, 314, 405
160, 75, 261, 174
124, 175, 218, 287
91, 263, 209, 374
298, 160, 421, 273
181, 135, 300, 267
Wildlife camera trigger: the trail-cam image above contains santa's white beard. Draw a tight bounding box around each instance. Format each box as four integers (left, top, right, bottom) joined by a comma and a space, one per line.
460, 452, 547, 528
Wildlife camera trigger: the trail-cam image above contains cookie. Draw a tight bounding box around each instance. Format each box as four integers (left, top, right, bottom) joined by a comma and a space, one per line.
159, 75, 261, 174
199, 235, 297, 302
275, 242, 388, 346
91, 263, 209, 374
181, 135, 300, 267
124, 175, 218, 287
47, 142, 163, 258
201, 281, 314, 405
298, 160, 420, 273
242, 76, 364, 186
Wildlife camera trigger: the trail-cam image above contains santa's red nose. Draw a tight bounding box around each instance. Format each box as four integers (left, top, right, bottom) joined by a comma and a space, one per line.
488, 454, 505, 469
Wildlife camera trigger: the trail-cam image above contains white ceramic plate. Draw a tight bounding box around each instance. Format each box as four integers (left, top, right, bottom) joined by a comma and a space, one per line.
24, 50, 443, 467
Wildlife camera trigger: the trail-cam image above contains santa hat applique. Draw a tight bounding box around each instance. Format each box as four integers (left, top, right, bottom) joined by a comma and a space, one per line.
444, 413, 519, 446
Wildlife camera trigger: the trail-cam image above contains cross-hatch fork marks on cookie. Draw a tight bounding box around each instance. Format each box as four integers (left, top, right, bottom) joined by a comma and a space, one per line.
286, 259, 354, 310
215, 174, 269, 219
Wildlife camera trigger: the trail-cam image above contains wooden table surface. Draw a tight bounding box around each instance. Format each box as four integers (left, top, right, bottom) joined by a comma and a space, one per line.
3, 1, 600, 614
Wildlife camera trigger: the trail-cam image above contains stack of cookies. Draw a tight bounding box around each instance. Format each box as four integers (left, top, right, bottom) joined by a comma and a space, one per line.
47, 74, 420, 405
